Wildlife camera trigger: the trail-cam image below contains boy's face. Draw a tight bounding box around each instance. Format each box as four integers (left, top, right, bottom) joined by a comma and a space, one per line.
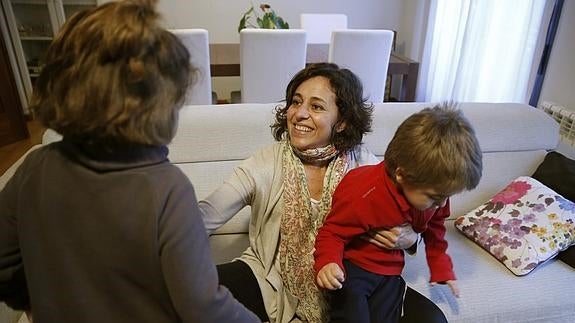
395, 170, 458, 211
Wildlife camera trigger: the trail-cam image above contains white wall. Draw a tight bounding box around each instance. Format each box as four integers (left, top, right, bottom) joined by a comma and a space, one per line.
155, 0, 411, 101
537, 0, 575, 112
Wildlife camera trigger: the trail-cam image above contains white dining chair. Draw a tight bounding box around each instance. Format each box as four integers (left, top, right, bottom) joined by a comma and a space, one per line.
300, 13, 347, 44
237, 29, 307, 103
170, 29, 215, 105
328, 29, 394, 103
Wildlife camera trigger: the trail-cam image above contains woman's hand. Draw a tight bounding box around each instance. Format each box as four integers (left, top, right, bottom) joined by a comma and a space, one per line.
316, 263, 345, 290
361, 223, 418, 250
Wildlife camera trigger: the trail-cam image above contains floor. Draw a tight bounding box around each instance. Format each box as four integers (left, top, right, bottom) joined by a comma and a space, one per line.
0, 120, 45, 176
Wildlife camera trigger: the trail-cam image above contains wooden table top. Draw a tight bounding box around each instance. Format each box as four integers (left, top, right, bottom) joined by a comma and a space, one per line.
209, 43, 417, 77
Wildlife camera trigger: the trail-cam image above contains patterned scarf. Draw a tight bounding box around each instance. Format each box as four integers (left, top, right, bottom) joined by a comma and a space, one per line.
279, 139, 347, 322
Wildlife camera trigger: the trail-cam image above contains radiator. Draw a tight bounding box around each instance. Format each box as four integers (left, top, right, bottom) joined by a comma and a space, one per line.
539, 101, 575, 145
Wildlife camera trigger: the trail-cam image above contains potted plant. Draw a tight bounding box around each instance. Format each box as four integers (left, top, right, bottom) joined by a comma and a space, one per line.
237, 3, 289, 33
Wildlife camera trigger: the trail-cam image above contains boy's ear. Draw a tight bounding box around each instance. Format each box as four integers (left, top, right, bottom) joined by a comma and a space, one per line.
394, 167, 405, 184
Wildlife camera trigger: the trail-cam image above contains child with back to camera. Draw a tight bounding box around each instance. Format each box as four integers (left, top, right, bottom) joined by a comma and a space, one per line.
0, 1, 258, 322
314, 103, 483, 323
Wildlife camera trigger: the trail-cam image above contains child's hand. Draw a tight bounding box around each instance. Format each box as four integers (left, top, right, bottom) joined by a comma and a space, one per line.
431, 279, 460, 298
316, 263, 345, 290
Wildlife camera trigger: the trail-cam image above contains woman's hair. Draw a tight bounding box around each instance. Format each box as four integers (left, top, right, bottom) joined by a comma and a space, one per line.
384, 102, 483, 193
271, 63, 373, 152
30, 0, 193, 146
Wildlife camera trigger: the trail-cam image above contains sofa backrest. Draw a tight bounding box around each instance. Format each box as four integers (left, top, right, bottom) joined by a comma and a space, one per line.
170, 102, 559, 232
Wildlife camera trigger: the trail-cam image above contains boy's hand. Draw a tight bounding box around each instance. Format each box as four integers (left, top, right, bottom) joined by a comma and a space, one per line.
316, 263, 345, 290
431, 280, 460, 298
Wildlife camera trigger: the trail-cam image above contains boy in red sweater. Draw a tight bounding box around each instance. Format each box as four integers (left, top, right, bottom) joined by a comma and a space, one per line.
314, 103, 483, 323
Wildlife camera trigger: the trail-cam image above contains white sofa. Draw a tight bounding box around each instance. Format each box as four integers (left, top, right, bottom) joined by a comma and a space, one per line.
1, 102, 573, 323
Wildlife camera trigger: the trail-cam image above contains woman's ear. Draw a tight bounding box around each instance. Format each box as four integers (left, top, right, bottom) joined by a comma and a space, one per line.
335, 121, 346, 133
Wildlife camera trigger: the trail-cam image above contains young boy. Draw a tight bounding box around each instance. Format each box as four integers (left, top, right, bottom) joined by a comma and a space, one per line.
0, 1, 258, 322
314, 103, 483, 322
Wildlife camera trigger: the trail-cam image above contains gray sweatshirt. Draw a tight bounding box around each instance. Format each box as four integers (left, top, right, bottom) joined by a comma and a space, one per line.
0, 140, 258, 323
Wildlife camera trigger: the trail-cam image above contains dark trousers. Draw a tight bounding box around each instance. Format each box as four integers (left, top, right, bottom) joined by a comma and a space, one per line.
217, 260, 447, 323
217, 260, 269, 322
330, 260, 405, 323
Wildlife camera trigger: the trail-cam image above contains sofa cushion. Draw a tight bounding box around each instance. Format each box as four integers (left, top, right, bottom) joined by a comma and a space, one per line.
454, 176, 575, 276
531, 151, 575, 268
531, 151, 575, 202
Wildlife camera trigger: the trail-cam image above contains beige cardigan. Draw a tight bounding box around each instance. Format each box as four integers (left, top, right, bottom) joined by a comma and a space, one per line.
200, 142, 378, 322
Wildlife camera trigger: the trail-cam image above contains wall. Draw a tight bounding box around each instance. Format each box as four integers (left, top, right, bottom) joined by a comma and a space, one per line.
537, 0, 575, 112
155, 0, 410, 101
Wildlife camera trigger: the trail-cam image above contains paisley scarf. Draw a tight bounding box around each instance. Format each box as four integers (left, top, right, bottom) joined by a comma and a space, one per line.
278, 139, 347, 322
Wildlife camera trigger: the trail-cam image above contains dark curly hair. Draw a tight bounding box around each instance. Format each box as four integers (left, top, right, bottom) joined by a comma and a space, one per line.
271, 63, 373, 152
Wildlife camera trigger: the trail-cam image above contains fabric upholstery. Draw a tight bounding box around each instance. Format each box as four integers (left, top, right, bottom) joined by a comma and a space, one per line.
531, 151, 575, 268
455, 176, 575, 276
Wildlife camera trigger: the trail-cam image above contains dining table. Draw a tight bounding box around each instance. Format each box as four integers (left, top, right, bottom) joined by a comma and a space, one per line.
209, 43, 419, 102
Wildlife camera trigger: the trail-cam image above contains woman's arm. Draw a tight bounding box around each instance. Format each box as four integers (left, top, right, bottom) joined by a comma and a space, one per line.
362, 224, 419, 252
198, 145, 277, 235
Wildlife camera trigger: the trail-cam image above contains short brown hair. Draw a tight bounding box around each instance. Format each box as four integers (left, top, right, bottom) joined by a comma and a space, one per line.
384, 102, 483, 193
271, 63, 373, 152
31, 0, 193, 146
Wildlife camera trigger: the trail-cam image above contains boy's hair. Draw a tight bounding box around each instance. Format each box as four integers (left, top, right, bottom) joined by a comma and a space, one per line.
271, 63, 373, 152
31, 0, 193, 146
384, 102, 483, 193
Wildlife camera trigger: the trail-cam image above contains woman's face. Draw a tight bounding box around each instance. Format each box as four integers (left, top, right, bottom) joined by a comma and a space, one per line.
287, 76, 344, 151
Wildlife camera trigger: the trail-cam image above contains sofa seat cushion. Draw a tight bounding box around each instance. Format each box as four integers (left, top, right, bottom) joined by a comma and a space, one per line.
402, 221, 575, 323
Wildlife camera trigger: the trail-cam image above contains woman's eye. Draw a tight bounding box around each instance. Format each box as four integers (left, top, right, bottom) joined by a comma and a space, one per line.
312, 104, 324, 111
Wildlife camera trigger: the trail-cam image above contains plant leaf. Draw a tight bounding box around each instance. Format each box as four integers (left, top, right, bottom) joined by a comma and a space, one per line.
238, 16, 247, 33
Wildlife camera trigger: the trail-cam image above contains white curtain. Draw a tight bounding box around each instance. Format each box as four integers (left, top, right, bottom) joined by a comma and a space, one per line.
417, 0, 546, 103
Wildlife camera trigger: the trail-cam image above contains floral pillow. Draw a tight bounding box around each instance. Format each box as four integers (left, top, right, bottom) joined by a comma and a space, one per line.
454, 176, 575, 276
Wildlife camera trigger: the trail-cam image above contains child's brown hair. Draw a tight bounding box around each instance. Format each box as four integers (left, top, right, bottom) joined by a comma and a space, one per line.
31, 0, 193, 146
384, 102, 483, 193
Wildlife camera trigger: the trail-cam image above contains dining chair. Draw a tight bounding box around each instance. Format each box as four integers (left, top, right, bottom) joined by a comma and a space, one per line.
328, 29, 394, 103
236, 29, 307, 103
300, 13, 347, 44
170, 29, 216, 105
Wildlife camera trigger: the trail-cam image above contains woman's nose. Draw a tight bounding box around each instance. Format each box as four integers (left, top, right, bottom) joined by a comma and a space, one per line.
294, 103, 310, 118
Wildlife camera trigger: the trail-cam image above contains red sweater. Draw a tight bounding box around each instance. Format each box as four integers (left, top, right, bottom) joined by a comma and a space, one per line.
314, 161, 455, 283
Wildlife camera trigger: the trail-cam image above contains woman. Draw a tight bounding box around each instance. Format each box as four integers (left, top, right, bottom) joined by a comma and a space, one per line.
200, 63, 446, 323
